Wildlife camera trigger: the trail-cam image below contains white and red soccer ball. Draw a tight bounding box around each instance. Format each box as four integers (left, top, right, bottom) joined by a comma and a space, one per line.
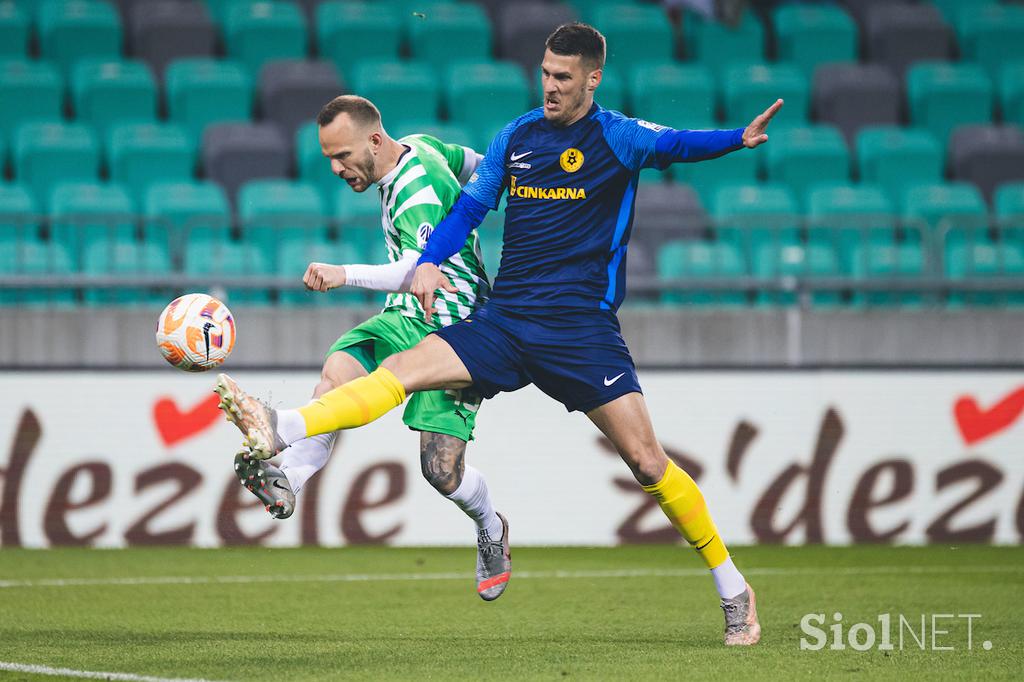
156, 293, 236, 372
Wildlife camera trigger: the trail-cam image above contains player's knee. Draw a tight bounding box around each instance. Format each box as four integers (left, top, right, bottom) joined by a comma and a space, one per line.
421, 460, 460, 496
623, 441, 668, 486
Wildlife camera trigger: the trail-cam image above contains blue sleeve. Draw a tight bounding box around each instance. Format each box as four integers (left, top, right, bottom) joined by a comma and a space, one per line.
460, 120, 513, 210
417, 192, 490, 266
600, 110, 745, 171
653, 128, 745, 167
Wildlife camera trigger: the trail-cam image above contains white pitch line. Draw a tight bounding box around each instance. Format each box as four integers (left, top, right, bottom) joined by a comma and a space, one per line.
0, 565, 1020, 589
0, 661, 224, 682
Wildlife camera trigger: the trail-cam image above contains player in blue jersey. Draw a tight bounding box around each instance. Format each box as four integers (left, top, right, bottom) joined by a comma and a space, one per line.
216, 23, 780, 645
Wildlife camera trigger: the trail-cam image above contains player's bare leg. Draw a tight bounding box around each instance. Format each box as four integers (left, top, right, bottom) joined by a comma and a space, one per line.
421, 431, 510, 600
587, 392, 761, 646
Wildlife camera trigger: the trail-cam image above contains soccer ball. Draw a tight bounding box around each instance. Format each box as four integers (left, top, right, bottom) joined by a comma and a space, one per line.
156, 293, 236, 372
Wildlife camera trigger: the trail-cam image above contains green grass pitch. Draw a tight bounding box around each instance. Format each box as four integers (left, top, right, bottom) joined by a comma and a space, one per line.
0, 545, 1021, 681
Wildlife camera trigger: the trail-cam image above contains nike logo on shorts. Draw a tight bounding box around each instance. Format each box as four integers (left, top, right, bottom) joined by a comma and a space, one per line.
603, 372, 626, 386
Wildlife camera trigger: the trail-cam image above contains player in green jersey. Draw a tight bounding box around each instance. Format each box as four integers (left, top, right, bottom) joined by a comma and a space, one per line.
221, 95, 511, 600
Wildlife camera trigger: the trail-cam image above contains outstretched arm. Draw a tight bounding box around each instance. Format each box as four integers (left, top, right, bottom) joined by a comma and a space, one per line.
303, 253, 418, 293
652, 98, 783, 165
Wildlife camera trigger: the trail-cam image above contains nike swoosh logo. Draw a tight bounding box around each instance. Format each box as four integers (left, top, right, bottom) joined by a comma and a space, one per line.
603, 373, 626, 386
509, 151, 533, 161
272, 480, 290, 492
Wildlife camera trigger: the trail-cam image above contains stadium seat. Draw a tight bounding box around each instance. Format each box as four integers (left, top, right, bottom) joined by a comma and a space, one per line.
108, 123, 195, 205
497, 1, 577, 73
165, 59, 254, 143
657, 239, 747, 307
754, 242, 843, 306
684, 9, 765, 77
202, 123, 290, 204
82, 240, 170, 305
278, 238, 366, 305
995, 182, 1024, 222
476, 198, 505, 278
806, 184, 895, 270
0, 239, 74, 306
953, 3, 1024, 81
71, 59, 157, 135
592, 3, 673, 72
49, 181, 135, 266
143, 180, 230, 257
350, 60, 440, 130
0, 59, 64, 145
14, 122, 100, 208
128, 0, 217, 77
812, 64, 900, 144
37, 0, 122, 76
999, 61, 1024, 129
237, 179, 326, 267
629, 62, 714, 130
594, 64, 624, 113
223, 0, 308, 78
902, 181, 988, 248
864, 3, 953, 77
722, 63, 808, 128
633, 183, 707, 253
259, 60, 342, 141
949, 125, 1024, 203
762, 126, 850, 207
295, 120, 338, 200
835, 0, 888, 33
945, 240, 1024, 306
930, 0, 993, 23
772, 4, 858, 77
849, 242, 927, 307
907, 63, 994, 148
407, 3, 492, 72
856, 126, 943, 204
332, 182, 381, 259
673, 149, 759, 209
445, 60, 530, 131
316, 1, 401, 71
0, 1, 29, 58
392, 121, 475, 150
184, 239, 271, 305
0, 183, 39, 243
711, 184, 800, 260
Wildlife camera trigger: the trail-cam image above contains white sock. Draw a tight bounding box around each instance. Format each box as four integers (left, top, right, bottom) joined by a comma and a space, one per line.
275, 408, 308, 444
277, 431, 338, 495
711, 556, 747, 599
445, 465, 503, 539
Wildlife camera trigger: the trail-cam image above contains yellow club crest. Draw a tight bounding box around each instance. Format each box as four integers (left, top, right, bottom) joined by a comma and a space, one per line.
559, 147, 584, 173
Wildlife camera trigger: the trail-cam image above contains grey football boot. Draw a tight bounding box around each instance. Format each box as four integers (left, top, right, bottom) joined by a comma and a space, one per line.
721, 582, 762, 645
214, 373, 288, 459
233, 451, 295, 519
475, 512, 511, 601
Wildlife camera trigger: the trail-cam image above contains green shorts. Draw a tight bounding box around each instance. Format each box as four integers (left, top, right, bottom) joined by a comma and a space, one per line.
326, 309, 480, 441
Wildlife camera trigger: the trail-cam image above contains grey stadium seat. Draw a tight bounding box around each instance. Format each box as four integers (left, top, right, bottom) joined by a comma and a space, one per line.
202, 123, 290, 203
813, 63, 901, 143
633, 183, 709, 252
837, 0, 890, 33
865, 3, 953, 77
498, 2, 579, 73
129, 1, 217, 77
259, 60, 343, 141
949, 125, 1024, 203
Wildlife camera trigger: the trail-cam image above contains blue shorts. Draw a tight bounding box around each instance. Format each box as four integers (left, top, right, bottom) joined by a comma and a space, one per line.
433, 302, 642, 413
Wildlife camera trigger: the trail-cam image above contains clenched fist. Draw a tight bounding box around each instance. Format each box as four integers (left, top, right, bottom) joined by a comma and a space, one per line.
303, 262, 347, 292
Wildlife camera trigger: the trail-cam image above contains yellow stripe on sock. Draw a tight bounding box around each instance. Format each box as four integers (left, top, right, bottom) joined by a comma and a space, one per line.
643, 461, 729, 569
298, 367, 406, 437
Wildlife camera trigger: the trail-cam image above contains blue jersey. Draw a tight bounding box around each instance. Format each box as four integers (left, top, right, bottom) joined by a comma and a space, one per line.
462, 103, 668, 312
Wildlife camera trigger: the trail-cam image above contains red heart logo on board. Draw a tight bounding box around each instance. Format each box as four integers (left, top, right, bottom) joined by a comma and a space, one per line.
153, 394, 222, 447
953, 387, 1024, 446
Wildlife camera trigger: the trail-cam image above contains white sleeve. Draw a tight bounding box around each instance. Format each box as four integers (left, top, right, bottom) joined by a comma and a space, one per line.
458, 147, 484, 186
342, 251, 419, 292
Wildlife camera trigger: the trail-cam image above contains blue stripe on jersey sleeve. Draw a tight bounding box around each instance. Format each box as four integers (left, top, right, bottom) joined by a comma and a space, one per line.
596, 109, 669, 172
462, 107, 545, 210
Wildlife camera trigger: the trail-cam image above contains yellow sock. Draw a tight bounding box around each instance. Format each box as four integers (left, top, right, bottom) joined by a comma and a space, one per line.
643, 460, 729, 569
297, 367, 406, 437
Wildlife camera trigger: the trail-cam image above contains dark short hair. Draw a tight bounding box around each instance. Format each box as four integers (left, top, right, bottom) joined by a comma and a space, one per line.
317, 95, 382, 128
545, 23, 606, 69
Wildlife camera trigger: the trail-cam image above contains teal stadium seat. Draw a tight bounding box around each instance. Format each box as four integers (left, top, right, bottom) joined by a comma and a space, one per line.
856, 126, 943, 204
278, 238, 366, 306
722, 63, 808, 128
143, 181, 230, 258
685, 9, 765, 76
333, 183, 380, 261
49, 181, 134, 266
806, 184, 895, 270
592, 3, 673, 72
931, 0, 993, 22
224, 0, 308, 78
0, 1, 29, 58
0, 59, 64, 145
907, 62, 993, 148
351, 60, 439, 130
594, 64, 624, 113
952, 3, 1024, 81
82, 240, 170, 305
237, 179, 326, 268
629, 62, 715, 130
849, 242, 927, 307
995, 181, 1024, 234
902, 181, 988, 248
108, 123, 195, 205
165, 58, 254, 143
999, 61, 1024, 128
673, 148, 759, 208
393, 121, 475, 150
15, 122, 100, 207
712, 183, 800, 260
72, 59, 157, 135
754, 242, 843, 306
407, 3, 492, 72
762, 125, 850, 206
772, 4, 858, 78
445, 60, 530, 132
37, 0, 122, 76
296, 120, 346, 204
184, 239, 270, 305
0, 183, 39, 243
476, 199, 505, 279
657, 239, 747, 307
945, 241, 1024, 306
0, 239, 74, 305
316, 1, 401, 71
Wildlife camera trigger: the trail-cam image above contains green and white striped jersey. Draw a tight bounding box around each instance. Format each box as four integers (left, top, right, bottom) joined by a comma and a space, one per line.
376, 134, 489, 327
